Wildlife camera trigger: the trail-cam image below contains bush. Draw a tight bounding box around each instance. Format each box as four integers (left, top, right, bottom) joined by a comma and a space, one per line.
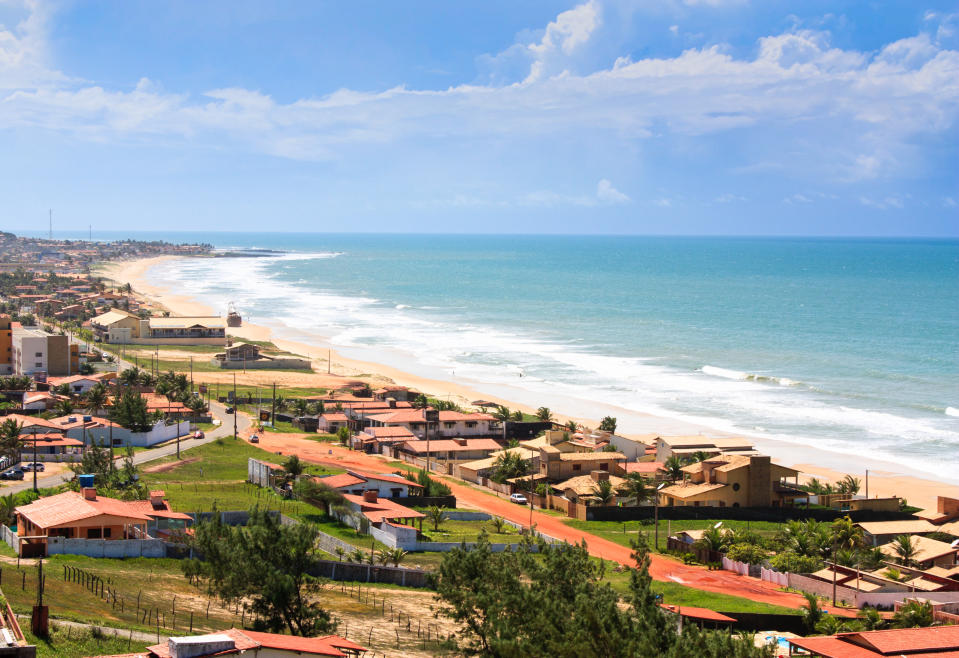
768, 552, 822, 574
725, 542, 769, 565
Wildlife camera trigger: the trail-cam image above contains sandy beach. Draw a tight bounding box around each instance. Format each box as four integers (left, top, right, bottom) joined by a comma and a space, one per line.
99, 256, 959, 511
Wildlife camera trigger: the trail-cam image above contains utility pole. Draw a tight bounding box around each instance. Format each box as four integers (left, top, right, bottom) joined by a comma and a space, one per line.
189, 357, 193, 394
271, 382, 276, 426
32, 428, 38, 493
233, 372, 237, 439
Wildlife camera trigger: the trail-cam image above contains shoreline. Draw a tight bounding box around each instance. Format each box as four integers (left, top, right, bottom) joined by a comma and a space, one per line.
99, 255, 959, 511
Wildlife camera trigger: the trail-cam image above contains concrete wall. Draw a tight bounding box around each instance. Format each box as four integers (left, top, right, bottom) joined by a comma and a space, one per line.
68, 420, 189, 448
215, 357, 311, 370
46, 536, 166, 558
131, 337, 225, 346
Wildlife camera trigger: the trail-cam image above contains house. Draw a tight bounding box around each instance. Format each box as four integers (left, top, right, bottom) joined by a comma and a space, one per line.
17, 432, 84, 460
51, 413, 187, 448
456, 446, 540, 484
21, 390, 64, 411
373, 385, 418, 402
99, 629, 365, 658
397, 438, 502, 463
350, 425, 416, 453
0, 314, 13, 375
340, 490, 426, 531
654, 435, 757, 462
879, 535, 959, 570
788, 625, 959, 658
916, 496, 959, 524
538, 445, 626, 482
143, 316, 226, 345
316, 470, 423, 499
856, 520, 940, 546
46, 374, 102, 395
14, 486, 188, 556
625, 461, 666, 479
90, 308, 141, 343
365, 409, 496, 439
607, 433, 660, 461
316, 412, 350, 433
657, 454, 801, 508
552, 471, 627, 505
659, 605, 736, 630
217, 342, 260, 362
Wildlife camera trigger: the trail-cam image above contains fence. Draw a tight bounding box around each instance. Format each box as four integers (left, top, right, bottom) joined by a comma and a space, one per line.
47, 537, 167, 559
309, 560, 429, 588
582, 504, 915, 524
761, 567, 788, 587
0, 525, 17, 552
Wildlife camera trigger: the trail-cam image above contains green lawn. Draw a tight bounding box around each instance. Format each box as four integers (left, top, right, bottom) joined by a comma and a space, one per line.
23, 624, 152, 658
565, 518, 783, 553
420, 519, 524, 544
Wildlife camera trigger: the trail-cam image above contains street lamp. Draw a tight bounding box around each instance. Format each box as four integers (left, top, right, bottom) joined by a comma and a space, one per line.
654, 482, 667, 550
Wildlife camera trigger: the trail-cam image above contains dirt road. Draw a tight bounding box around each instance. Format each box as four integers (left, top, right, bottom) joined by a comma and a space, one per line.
253, 431, 854, 616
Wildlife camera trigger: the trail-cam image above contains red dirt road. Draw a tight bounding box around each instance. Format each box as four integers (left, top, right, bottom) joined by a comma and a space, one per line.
256, 431, 853, 616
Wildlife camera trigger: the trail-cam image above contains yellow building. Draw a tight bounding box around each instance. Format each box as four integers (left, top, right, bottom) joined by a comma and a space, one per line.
658, 454, 801, 508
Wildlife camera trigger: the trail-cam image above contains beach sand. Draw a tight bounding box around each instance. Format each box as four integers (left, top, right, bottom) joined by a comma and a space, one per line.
99, 256, 959, 511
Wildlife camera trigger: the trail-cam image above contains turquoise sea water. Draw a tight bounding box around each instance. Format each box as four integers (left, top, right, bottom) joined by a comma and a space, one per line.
56, 232, 959, 480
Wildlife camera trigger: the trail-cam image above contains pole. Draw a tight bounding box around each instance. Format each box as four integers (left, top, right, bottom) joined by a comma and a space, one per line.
832, 541, 838, 607
425, 410, 430, 474
32, 429, 38, 493
233, 372, 237, 439
654, 495, 660, 551
865, 469, 869, 498
190, 357, 193, 394
271, 382, 276, 426
328, 348, 331, 375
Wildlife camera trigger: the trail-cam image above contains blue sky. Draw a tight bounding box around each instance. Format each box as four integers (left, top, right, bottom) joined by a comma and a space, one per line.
0, 1, 957, 236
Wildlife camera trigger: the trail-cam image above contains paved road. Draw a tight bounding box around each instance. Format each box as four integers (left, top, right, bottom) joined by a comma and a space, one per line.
255, 431, 855, 616
4, 400, 251, 494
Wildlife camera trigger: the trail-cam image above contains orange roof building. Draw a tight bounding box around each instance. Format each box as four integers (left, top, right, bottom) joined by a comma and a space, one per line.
99, 628, 365, 658
788, 625, 959, 657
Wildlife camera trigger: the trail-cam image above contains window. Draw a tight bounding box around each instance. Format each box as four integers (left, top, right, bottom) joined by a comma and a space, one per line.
732, 483, 740, 492
35, 362, 43, 368
599, 463, 608, 470
465, 421, 477, 428
572, 464, 581, 472
444, 422, 455, 429
35, 352, 43, 357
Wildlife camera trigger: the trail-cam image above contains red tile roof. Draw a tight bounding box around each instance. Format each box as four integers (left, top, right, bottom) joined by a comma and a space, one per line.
626, 461, 665, 474
320, 470, 423, 491
18, 433, 84, 448
16, 491, 154, 529
401, 439, 501, 454
363, 426, 416, 438
318, 473, 367, 490
367, 409, 494, 424
342, 494, 425, 523
2, 414, 61, 430
790, 626, 959, 657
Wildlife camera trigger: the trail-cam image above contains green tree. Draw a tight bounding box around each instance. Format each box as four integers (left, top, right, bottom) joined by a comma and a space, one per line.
292, 478, 345, 516
591, 478, 617, 505
890, 534, 918, 567
291, 398, 309, 416
426, 505, 448, 532
0, 418, 22, 464
535, 407, 554, 422
891, 599, 935, 628
801, 592, 824, 633
283, 454, 305, 480
489, 451, 529, 484
857, 607, 886, 631
598, 416, 617, 433
110, 390, 153, 432
836, 474, 862, 496
664, 456, 685, 481
412, 394, 429, 409
119, 366, 141, 386
617, 473, 651, 506
187, 508, 333, 636
694, 526, 730, 553
0, 493, 16, 526
335, 426, 351, 445
85, 383, 109, 414
830, 515, 864, 551
54, 398, 74, 416
565, 419, 578, 432
725, 542, 769, 565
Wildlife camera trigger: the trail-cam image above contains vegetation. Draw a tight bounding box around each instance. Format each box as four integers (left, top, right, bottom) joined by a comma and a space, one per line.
426, 505, 448, 532
402, 468, 452, 497
489, 451, 529, 484
598, 416, 617, 433
23, 623, 151, 658
433, 533, 772, 657
186, 508, 333, 636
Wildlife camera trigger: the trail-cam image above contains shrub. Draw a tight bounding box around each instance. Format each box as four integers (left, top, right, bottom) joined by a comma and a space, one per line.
725, 542, 769, 565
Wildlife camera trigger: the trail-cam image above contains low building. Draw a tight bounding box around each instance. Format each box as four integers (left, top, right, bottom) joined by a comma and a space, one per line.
316, 470, 423, 498
99, 629, 365, 658
46, 374, 102, 395
856, 519, 940, 546
552, 471, 627, 505
18, 432, 84, 460
316, 412, 350, 433
397, 438, 502, 463
660, 604, 736, 630
143, 316, 226, 345
90, 308, 141, 343
350, 425, 417, 453
456, 446, 540, 484
625, 460, 666, 479
658, 454, 800, 508
538, 445, 626, 482
366, 409, 496, 439
879, 535, 959, 570
788, 625, 959, 657
654, 435, 757, 462
14, 487, 188, 556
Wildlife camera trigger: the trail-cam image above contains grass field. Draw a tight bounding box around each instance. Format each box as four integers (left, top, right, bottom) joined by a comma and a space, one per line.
23, 624, 152, 658
564, 518, 783, 553
420, 519, 524, 544
138, 437, 343, 516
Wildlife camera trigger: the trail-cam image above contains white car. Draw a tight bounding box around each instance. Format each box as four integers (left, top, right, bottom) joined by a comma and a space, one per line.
509, 493, 528, 505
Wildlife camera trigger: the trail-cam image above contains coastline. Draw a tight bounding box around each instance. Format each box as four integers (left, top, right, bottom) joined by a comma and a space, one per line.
99, 255, 959, 511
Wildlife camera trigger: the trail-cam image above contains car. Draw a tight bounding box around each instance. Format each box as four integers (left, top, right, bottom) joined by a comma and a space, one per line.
509, 493, 528, 505
22, 462, 45, 472
193, 430, 205, 439
0, 468, 24, 480
225, 407, 235, 414
249, 434, 259, 443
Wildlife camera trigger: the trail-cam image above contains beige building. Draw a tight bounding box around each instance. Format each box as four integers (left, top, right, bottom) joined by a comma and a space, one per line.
11, 326, 77, 377
91, 310, 227, 345
658, 454, 800, 508
879, 535, 959, 570
538, 445, 626, 481
654, 435, 757, 462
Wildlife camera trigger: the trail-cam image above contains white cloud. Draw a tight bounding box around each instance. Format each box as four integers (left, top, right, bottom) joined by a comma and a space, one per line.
784, 193, 812, 204
596, 179, 630, 204
943, 197, 957, 208
652, 197, 672, 207
715, 193, 746, 203
859, 196, 905, 210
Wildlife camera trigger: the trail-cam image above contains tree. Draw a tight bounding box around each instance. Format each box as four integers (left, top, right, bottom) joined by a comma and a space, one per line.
510, 410, 524, 421
85, 383, 108, 414
377, 547, 407, 567
335, 426, 350, 445
0, 418, 22, 465
110, 390, 153, 432
433, 533, 770, 657
292, 478, 345, 516
664, 456, 685, 481
725, 542, 769, 565
0, 493, 16, 527
489, 451, 529, 484
598, 416, 617, 433
591, 479, 617, 505
283, 455, 305, 480
119, 366, 141, 386
617, 473, 651, 506
830, 515, 864, 552
836, 474, 862, 496
891, 599, 935, 628
535, 407, 554, 422
412, 394, 429, 409
187, 508, 333, 636
426, 505, 448, 532
54, 398, 74, 416
890, 534, 918, 567
291, 399, 309, 416
857, 607, 886, 631
694, 526, 730, 553
566, 419, 578, 432
801, 592, 824, 633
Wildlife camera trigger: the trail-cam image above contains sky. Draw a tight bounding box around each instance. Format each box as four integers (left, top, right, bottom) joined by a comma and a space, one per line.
0, 0, 957, 236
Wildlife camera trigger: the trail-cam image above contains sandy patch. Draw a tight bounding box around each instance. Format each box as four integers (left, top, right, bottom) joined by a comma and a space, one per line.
143, 457, 201, 474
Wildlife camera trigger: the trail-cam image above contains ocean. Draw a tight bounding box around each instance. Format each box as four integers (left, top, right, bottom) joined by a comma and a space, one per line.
44, 232, 959, 481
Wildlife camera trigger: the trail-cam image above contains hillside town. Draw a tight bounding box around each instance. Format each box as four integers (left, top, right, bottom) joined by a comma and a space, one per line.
0, 235, 953, 658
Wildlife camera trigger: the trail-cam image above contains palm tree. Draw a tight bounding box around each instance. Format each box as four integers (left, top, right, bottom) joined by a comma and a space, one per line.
119, 366, 141, 386
830, 515, 864, 551
426, 505, 447, 532
801, 592, 824, 633
565, 420, 578, 432
0, 418, 21, 466
691, 450, 711, 463
85, 383, 108, 414
535, 407, 554, 422
54, 399, 74, 416
694, 526, 729, 553
837, 474, 862, 496
890, 534, 918, 567
857, 607, 885, 631
377, 547, 407, 567
0, 493, 16, 527
348, 548, 366, 563
664, 456, 685, 481
489, 517, 508, 534
412, 394, 429, 409
891, 599, 935, 628
591, 479, 617, 505
291, 399, 309, 417
617, 473, 651, 506
510, 410, 524, 422
334, 547, 345, 562
283, 455, 305, 481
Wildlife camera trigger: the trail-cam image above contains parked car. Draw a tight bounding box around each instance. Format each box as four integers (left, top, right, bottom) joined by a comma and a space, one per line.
193, 430, 205, 439
22, 462, 45, 472
509, 493, 528, 505
249, 434, 259, 443
0, 468, 24, 480
225, 407, 235, 414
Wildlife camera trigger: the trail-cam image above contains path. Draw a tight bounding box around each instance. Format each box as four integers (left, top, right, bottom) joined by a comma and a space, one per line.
4, 400, 251, 495
15, 614, 164, 644
255, 431, 854, 616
